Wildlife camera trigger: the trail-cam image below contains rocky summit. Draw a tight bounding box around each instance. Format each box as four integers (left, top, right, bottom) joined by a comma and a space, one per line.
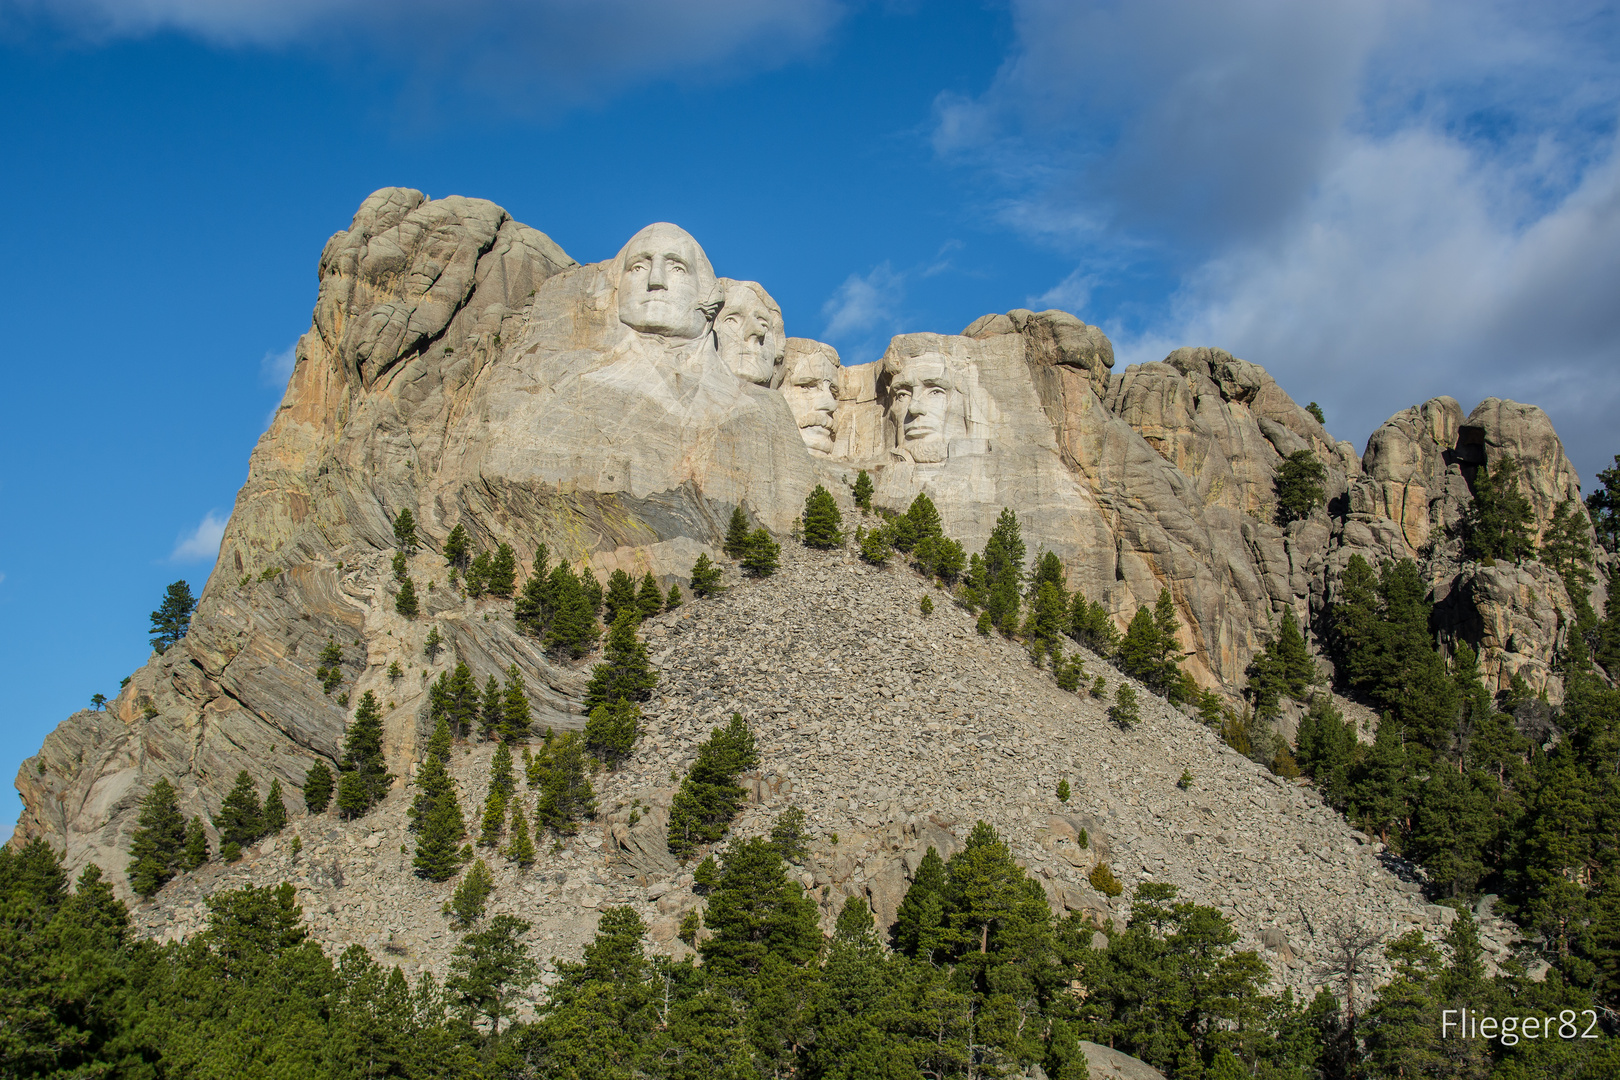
10, 188, 1603, 988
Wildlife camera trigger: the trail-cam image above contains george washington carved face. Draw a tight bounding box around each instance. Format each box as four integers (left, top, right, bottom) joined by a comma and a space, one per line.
616, 223, 717, 339
716, 281, 784, 386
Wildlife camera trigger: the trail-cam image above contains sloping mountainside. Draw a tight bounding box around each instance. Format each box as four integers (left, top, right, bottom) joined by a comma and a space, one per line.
119, 544, 1505, 1011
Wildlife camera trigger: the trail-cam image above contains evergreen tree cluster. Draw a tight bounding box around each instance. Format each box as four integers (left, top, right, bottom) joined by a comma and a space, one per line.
1464, 455, 1537, 563
213, 770, 289, 861
1244, 608, 1317, 718
513, 544, 602, 658
1275, 449, 1328, 524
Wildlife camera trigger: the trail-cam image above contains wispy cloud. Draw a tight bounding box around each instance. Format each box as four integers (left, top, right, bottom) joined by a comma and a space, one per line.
932, 0, 1620, 482
260, 340, 297, 387
171, 511, 227, 564
7, 0, 845, 112
820, 262, 908, 363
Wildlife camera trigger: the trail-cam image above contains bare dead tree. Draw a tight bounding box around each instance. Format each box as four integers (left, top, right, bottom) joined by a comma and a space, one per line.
1314, 916, 1385, 1023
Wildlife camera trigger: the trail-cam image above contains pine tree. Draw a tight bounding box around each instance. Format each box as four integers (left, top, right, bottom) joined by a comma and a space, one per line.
585, 698, 641, 766
505, 798, 535, 866
768, 805, 810, 863
182, 815, 210, 869
391, 549, 409, 583
424, 624, 444, 661
858, 523, 892, 564
1275, 450, 1328, 524
443, 523, 471, 568
801, 484, 844, 548
723, 506, 752, 559
1350, 717, 1410, 843
338, 691, 391, 819
393, 508, 418, 552
499, 665, 532, 741
584, 611, 658, 709
1587, 453, 1620, 552
667, 713, 759, 859
414, 776, 467, 882
983, 508, 1025, 634
1306, 401, 1326, 424
445, 858, 496, 928
853, 469, 874, 511
740, 527, 779, 576
446, 914, 539, 1039
317, 636, 345, 693
303, 760, 334, 813
635, 572, 664, 619
489, 741, 515, 799
580, 566, 603, 617
604, 569, 638, 624
544, 562, 599, 658
1294, 695, 1356, 808
149, 580, 197, 653
514, 547, 555, 635
894, 846, 947, 959
409, 717, 456, 832
535, 733, 596, 836
1464, 455, 1536, 563
214, 770, 266, 859
689, 553, 723, 598
395, 575, 420, 618
480, 675, 502, 740
477, 789, 507, 848
665, 582, 683, 609
1110, 683, 1141, 728
905, 492, 943, 547
431, 662, 481, 739
262, 779, 288, 833
128, 777, 186, 896
487, 543, 517, 599
940, 821, 1052, 959
1541, 499, 1596, 598
698, 836, 822, 977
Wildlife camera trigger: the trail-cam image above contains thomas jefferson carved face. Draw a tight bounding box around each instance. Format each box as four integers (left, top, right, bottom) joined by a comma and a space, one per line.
886, 354, 957, 463
616, 223, 716, 339
716, 282, 783, 386
781, 346, 839, 454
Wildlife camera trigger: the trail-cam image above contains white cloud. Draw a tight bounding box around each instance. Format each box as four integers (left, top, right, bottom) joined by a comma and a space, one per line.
933, 0, 1620, 484
7, 0, 844, 109
820, 262, 906, 362
171, 511, 227, 564
260, 340, 297, 386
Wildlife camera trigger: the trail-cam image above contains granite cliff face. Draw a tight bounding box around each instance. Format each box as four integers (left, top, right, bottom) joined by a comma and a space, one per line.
13, 187, 1601, 900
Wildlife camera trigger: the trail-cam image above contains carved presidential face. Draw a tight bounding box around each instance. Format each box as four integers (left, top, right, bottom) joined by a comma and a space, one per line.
781, 348, 839, 454
887, 355, 957, 463
716, 283, 783, 386
616, 223, 715, 339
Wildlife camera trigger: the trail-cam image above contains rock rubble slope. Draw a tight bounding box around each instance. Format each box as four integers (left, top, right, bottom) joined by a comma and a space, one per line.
129, 542, 1513, 1011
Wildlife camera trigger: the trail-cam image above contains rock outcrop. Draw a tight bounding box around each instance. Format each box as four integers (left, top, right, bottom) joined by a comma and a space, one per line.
12, 188, 1600, 933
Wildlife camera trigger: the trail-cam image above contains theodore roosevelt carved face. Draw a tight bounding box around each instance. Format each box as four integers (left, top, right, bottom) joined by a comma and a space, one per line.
616, 223, 717, 339
883, 352, 961, 464
781, 343, 839, 454
716, 281, 784, 386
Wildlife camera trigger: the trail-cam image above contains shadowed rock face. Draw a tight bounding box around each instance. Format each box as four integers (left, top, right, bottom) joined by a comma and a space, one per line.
12, 189, 1601, 890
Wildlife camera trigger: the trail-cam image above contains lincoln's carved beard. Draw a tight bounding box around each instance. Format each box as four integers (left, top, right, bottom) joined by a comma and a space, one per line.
716, 286, 780, 385
887, 359, 955, 463
616, 224, 715, 339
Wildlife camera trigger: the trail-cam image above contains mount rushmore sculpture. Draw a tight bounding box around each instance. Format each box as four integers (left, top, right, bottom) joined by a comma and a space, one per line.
13, 187, 1596, 877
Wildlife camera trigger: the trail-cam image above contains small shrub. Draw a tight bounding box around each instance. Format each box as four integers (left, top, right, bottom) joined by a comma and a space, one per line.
1089, 861, 1123, 897
1091, 675, 1107, 698
1109, 684, 1140, 728
1078, 829, 1089, 849
920, 595, 934, 616
1177, 769, 1193, 790
1056, 779, 1071, 803
976, 611, 992, 635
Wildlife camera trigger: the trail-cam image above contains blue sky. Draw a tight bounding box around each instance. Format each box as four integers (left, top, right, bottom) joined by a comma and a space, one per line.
3, 0, 1618, 840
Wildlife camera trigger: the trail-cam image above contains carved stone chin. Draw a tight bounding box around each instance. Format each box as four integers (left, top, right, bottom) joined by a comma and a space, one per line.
717, 280, 785, 386
615, 222, 717, 339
